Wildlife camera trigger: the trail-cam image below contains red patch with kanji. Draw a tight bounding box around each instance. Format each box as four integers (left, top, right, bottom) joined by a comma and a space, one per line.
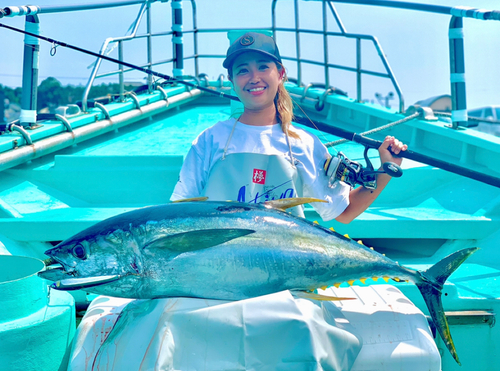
252, 169, 266, 184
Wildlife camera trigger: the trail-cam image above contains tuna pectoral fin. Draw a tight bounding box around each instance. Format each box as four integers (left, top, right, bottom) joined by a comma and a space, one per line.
417, 247, 479, 365
50, 275, 123, 291
291, 290, 356, 302
143, 229, 255, 252
264, 197, 327, 211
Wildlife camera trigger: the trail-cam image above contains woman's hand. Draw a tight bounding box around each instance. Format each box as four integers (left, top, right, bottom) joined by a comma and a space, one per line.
378, 136, 408, 166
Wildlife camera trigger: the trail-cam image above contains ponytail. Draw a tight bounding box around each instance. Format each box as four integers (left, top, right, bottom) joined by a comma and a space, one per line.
275, 66, 300, 140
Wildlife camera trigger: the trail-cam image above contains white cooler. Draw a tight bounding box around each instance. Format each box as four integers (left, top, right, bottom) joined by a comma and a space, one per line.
67, 285, 440, 371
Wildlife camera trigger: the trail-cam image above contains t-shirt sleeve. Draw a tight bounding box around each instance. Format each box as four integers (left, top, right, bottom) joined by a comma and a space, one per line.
170, 137, 208, 201
304, 175, 350, 221
300, 134, 351, 221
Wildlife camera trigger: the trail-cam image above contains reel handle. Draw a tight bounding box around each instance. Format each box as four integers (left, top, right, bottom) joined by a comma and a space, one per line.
382, 162, 403, 178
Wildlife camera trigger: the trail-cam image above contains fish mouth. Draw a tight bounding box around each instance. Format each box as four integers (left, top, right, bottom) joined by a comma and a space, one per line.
38, 266, 73, 282
42, 257, 58, 266
40, 251, 77, 279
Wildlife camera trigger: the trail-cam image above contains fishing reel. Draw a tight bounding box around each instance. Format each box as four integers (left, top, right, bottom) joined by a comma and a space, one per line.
324, 147, 403, 190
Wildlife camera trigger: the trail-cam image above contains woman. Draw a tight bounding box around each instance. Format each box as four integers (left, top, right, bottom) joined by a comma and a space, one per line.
171, 32, 407, 223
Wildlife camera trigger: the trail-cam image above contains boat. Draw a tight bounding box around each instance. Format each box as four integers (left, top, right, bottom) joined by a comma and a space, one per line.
0, 0, 499, 370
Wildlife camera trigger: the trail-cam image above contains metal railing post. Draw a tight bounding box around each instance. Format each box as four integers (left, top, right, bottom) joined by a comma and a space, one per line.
356, 37, 361, 102
191, 0, 199, 78
119, 40, 125, 102
449, 16, 468, 128
294, 0, 302, 86
272, 0, 277, 39
147, 1, 153, 91
322, 0, 329, 87
20, 14, 40, 127
172, 0, 184, 78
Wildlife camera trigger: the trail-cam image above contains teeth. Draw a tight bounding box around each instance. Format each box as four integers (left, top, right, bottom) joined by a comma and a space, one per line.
249, 87, 265, 92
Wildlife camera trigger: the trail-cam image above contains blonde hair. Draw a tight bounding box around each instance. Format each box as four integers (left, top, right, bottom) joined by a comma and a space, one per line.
275, 67, 300, 139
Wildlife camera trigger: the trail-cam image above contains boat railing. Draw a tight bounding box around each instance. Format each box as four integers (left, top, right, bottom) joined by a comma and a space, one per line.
272, 0, 405, 113
326, 0, 500, 127
1, 0, 406, 118
81, 0, 198, 112
2, 0, 499, 127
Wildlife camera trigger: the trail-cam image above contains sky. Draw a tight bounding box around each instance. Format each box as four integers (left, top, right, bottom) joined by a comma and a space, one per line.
0, 0, 499, 110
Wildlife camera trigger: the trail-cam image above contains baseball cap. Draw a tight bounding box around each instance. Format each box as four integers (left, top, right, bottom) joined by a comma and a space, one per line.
223, 32, 282, 70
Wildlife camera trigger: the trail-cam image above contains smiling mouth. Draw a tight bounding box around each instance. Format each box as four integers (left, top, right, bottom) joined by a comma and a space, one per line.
248, 87, 266, 92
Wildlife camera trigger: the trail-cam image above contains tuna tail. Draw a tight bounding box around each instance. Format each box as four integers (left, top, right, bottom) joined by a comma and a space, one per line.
416, 247, 479, 365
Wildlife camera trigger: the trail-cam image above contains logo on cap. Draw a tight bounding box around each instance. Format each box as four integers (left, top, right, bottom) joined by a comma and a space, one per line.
240, 35, 255, 46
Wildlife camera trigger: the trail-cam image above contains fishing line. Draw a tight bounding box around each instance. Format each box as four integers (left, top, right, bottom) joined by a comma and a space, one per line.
291, 98, 334, 147
0, 22, 240, 102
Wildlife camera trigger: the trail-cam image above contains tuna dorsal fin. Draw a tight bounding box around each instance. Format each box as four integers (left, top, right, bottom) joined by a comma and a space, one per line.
171, 197, 209, 203
143, 229, 255, 252
291, 290, 356, 302
264, 197, 327, 211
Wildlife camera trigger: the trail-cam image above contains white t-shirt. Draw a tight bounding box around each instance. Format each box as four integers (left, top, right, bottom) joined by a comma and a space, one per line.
171, 117, 350, 221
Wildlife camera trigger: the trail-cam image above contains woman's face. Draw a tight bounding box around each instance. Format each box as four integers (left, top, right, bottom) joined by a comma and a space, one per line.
230, 51, 283, 112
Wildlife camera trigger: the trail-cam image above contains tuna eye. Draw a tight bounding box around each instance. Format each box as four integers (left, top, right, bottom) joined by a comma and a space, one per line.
72, 244, 87, 260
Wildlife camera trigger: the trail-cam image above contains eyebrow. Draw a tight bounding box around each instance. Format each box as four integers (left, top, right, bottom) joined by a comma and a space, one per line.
234, 59, 273, 70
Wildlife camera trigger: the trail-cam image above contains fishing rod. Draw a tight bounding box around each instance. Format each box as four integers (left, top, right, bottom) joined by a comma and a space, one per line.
294, 114, 500, 189
2, 21, 499, 188
0, 22, 240, 102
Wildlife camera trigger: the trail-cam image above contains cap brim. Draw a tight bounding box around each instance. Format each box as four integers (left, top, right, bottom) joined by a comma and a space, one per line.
223, 49, 280, 70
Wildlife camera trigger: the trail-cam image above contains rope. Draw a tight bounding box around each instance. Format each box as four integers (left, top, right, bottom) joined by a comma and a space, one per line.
325, 112, 420, 148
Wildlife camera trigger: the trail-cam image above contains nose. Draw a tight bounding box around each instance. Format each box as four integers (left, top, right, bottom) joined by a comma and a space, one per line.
248, 70, 261, 84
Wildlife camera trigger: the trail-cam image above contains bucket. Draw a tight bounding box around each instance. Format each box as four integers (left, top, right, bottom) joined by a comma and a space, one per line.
0, 255, 76, 371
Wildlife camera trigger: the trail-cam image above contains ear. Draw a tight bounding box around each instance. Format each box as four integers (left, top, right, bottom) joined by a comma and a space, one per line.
278, 68, 285, 81
227, 74, 232, 83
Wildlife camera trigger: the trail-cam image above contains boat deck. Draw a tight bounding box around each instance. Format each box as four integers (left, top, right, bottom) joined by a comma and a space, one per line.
1, 89, 499, 371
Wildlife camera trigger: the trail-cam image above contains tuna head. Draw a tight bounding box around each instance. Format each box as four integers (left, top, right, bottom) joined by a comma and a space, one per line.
39, 225, 143, 292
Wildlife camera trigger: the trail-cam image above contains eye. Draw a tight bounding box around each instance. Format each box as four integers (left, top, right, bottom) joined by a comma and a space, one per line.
236, 68, 248, 75
72, 244, 87, 260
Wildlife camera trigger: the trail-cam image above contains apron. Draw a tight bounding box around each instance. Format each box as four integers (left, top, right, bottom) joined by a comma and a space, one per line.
201, 120, 305, 217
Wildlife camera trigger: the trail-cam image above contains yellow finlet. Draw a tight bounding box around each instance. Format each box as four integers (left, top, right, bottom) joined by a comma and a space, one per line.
370, 247, 374, 250
264, 197, 327, 211
320, 286, 328, 290
357, 240, 364, 245
392, 277, 402, 282
313, 221, 319, 224
329, 227, 335, 232
291, 290, 356, 302
372, 277, 378, 282
347, 280, 355, 286
382, 276, 390, 282
333, 282, 341, 288
359, 278, 367, 285
171, 197, 209, 203
344, 234, 350, 239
